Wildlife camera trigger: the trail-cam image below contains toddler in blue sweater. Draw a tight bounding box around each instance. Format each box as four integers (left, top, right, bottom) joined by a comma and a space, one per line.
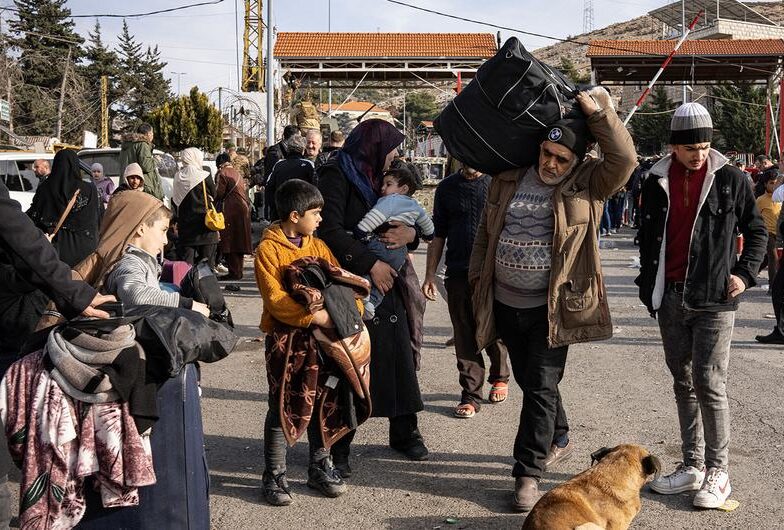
355, 163, 434, 319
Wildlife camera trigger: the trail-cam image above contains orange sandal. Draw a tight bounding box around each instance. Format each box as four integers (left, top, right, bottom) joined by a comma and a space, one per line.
488, 381, 508, 403
454, 402, 476, 418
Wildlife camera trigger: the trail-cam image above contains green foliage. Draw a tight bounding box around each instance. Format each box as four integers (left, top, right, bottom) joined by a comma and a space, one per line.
80, 20, 121, 136
9, 0, 84, 136
629, 87, 673, 155
150, 87, 223, 152
404, 91, 440, 129
711, 83, 766, 154
115, 21, 171, 129
559, 56, 591, 85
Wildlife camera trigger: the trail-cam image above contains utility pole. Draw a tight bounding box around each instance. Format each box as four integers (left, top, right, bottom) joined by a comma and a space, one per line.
172, 72, 186, 96
56, 47, 72, 140
218, 87, 223, 120
681, 0, 688, 103
0, 12, 12, 134
265, 0, 275, 145
100, 75, 108, 147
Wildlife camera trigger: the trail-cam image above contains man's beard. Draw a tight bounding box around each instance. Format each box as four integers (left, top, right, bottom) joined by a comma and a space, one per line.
538, 158, 579, 186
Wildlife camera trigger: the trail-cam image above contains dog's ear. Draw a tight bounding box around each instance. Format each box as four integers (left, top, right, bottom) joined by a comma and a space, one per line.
642, 454, 662, 479
590, 447, 614, 465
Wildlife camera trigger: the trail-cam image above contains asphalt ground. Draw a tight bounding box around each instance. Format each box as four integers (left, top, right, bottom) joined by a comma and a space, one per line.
5, 227, 783, 529
204, 227, 784, 530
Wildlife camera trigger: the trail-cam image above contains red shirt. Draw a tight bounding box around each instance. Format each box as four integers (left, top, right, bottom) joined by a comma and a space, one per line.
665, 156, 708, 282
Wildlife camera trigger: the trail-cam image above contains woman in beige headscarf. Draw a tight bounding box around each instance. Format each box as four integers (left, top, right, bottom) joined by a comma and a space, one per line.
37, 191, 164, 328
172, 148, 220, 268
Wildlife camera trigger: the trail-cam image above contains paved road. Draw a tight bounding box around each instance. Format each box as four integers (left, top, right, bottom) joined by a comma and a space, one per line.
203, 228, 784, 529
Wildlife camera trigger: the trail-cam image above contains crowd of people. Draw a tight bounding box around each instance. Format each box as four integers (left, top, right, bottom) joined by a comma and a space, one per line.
0, 86, 781, 528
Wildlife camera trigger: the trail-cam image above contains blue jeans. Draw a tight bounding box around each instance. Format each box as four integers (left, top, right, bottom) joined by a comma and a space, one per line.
657, 288, 734, 470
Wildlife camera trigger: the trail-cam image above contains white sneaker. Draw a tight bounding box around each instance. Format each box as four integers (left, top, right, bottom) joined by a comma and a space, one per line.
693, 467, 731, 509
215, 264, 229, 275
649, 463, 705, 494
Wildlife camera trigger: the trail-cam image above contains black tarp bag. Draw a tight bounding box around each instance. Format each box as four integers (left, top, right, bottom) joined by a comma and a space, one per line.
180, 260, 234, 327
435, 37, 584, 175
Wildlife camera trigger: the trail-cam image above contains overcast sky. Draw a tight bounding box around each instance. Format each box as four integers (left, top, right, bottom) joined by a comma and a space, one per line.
19, 0, 681, 100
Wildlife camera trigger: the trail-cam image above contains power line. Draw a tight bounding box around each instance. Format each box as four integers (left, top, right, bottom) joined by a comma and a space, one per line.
385, 0, 778, 77
0, 0, 226, 19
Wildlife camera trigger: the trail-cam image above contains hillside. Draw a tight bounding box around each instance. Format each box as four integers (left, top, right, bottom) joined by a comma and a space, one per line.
531, 1, 784, 77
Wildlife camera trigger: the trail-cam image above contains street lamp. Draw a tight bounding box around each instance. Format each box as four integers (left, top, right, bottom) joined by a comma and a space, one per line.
171, 71, 187, 96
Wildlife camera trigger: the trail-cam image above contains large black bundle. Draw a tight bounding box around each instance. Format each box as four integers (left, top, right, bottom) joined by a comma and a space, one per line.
435, 37, 584, 174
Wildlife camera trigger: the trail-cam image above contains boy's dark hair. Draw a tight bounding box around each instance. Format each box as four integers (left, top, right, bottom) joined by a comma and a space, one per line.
143, 205, 173, 227
384, 159, 423, 196
283, 124, 300, 140
276, 179, 324, 219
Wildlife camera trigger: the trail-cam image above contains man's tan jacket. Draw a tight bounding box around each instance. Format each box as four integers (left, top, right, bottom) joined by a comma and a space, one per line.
468, 106, 637, 349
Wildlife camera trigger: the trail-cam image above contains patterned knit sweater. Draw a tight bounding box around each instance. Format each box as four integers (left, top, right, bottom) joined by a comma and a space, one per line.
494, 167, 555, 308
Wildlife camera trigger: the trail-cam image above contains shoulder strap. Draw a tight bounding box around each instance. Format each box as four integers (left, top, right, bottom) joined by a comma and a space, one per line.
50, 188, 81, 238
202, 179, 212, 207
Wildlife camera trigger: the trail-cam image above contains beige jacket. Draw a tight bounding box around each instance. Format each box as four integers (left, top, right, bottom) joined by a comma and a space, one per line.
468, 105, 637, 349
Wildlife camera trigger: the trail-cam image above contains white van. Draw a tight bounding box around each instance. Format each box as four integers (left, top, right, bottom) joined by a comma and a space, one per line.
1, 151, 99, 211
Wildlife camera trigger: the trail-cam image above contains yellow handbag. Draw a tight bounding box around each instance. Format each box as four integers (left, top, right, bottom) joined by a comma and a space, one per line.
202, 179, 225, 231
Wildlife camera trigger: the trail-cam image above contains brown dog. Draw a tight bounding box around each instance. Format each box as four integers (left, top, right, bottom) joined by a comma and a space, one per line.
522, 444, 661, 530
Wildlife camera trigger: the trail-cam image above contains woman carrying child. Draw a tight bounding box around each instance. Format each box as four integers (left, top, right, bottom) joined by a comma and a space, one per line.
317, 119, 429, 472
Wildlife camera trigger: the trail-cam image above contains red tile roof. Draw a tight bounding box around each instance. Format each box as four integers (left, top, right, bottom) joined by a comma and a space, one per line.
318, 101, 387, 113
587, 39, 784, 57
275, 32, 497, 59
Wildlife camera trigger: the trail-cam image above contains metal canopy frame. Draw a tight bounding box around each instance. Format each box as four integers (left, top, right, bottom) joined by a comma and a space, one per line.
648, 0, 778, 30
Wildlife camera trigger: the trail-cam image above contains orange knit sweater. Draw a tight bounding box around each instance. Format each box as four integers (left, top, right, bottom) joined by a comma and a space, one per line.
254, 223, 363, 332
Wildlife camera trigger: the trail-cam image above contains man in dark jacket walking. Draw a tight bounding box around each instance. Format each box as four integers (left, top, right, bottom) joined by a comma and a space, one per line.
264, 134, 315, 220
636, 103, 766, 510
263, 124, 300, 180
119, 123, 163, 200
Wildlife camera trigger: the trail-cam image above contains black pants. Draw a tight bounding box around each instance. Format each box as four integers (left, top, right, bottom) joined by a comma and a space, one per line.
494, 301, 568, 479
179, 243, 217, 269
330, 413, 423, 460
773, 257, 784, 329
445, 272, 509, 409
263, 392, 326, 474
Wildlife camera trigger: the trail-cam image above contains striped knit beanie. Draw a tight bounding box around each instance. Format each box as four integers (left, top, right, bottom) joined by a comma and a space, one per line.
670, 102, 713, 145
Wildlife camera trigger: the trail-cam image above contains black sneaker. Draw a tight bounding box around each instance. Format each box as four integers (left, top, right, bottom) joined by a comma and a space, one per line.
755, 328, 784, 344
262, 471, 293, 506
332, 455, 352, 479
391, 440, 429, 461
307, 456, 347, 498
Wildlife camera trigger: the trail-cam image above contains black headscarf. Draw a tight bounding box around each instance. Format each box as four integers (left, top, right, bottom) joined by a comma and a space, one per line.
28, 149, 83, 226
340, 119, 404, 196
216, 153, 231, 167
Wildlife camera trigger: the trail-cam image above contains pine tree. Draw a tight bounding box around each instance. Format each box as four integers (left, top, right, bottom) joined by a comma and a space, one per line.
114, 20, 146, 129
139, 45, 172, 117
559, 56, 591, 85
9, 0, 84, 136
189, 87, 223, 153
150, 87, 222, 153
630, 87, 673, 156
81, 20, 120, 137
711, 83, 766, 154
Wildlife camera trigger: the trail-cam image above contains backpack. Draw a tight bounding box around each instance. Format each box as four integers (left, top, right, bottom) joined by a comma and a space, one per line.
435, 37, 584, 175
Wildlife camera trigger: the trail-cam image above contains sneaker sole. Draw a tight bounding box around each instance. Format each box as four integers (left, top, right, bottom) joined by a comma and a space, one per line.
693, 487, 732, 509
306, 479, 347, 498
649, 482, 703, 495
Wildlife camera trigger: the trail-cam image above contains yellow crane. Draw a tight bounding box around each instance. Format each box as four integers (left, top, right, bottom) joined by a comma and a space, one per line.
241, 0, 265, 92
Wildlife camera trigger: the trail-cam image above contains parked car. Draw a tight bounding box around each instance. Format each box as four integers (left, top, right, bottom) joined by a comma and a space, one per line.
0, 151, 93, 211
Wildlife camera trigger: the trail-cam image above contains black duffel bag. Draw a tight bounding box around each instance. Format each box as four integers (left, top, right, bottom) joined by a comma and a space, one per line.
435, 37, 584, 175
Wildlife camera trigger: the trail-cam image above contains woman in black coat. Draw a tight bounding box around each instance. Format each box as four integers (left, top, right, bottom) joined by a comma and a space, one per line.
172, 148, 220, 268
317, 119, 428, 472
27, 149, 102, 267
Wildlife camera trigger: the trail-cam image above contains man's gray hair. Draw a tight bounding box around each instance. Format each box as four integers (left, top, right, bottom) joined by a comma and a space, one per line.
283, 133, 306, 155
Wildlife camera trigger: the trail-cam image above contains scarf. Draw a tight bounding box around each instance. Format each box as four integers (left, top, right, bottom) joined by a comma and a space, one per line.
339, 119, 404, 206
173, 147, 209, 207
45, 324, 139, 403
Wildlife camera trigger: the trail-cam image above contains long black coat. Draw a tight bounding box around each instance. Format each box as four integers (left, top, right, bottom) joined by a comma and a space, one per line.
317, 161, 423, 418
175, 176, 220, 247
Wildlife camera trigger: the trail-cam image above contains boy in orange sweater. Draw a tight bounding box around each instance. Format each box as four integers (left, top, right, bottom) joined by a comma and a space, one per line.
254, 178, 352, 506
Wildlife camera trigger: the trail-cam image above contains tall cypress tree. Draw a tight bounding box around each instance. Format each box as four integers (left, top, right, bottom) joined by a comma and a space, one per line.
9, 0, 84, 136
630, 87, 673, 156
115, 21, 171, 129
711, 83, 766, 154
81, 20, 120, 138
